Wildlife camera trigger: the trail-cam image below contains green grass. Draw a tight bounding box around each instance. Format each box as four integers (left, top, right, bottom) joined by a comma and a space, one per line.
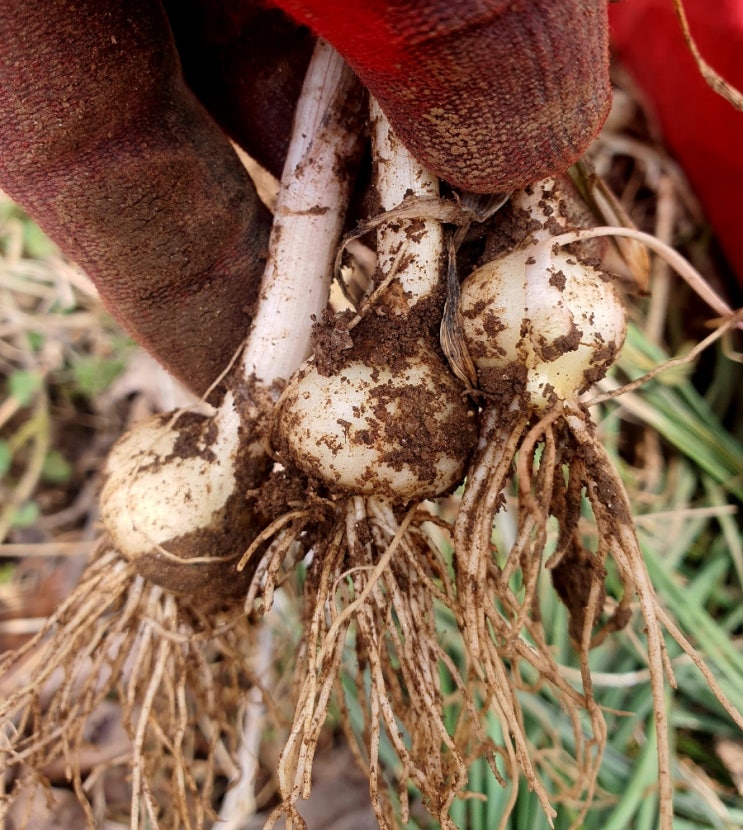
0, 197, 134, 544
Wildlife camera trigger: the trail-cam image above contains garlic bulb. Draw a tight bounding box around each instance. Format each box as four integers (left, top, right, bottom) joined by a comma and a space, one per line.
460, 246, 626, 407
100, 402, 267, 600
277, 342, 476, 503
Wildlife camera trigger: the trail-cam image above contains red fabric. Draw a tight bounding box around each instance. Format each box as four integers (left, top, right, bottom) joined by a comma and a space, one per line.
267, 0, 409, 67
609, 0, 743, 285
271, 0, 611, 193
278, 0, 743, 282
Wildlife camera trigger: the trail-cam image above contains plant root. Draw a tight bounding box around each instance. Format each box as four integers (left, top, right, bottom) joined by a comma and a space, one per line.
0, 541, 258, 830
454, 403, 604, 828
453, 396, 743, 830
267, 496, 498, 830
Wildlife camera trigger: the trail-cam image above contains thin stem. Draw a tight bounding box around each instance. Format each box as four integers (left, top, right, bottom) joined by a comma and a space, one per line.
510, 177, 560, 244
241, 41, 363, 387
672, 0, 743, 110
370, 97, 443, 308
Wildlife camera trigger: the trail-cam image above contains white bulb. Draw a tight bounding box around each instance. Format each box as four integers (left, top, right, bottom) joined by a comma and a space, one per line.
278, 346, 476, 503
101, 413, 240, 561
99, 403, 267, 601
460, 246, 626, 407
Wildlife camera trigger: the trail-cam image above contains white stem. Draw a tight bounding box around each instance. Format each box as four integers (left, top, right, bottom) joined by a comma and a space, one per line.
511, 178, 575, 352
242, 41, 362, 386
216, 43, 362, 437
370, 97, 443, 308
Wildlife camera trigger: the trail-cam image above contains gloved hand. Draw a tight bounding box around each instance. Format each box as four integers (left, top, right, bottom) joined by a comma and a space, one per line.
0, 0, 610, 394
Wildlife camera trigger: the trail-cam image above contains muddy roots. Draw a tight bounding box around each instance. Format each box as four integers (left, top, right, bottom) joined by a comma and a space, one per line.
260, 496, 495, 830
3, 409, 742, 830
0, 543, 258, 830
453, 398, 743, 830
